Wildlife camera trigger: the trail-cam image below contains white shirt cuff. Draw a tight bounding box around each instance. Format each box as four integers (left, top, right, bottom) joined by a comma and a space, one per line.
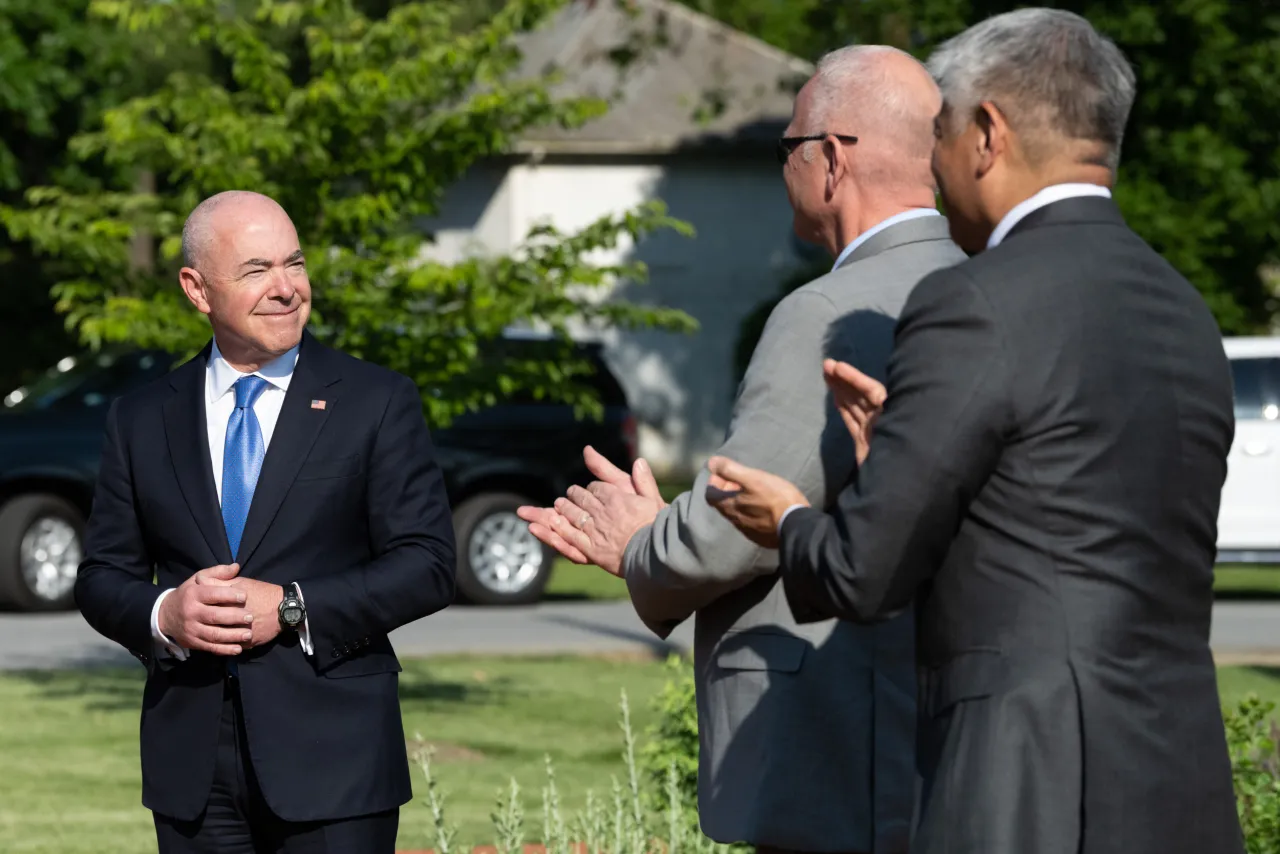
777, 504, 808, 539
293, 583, 314, 656
150, 588, 189, 661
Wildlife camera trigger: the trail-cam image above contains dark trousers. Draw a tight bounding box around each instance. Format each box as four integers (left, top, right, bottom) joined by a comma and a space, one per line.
154, 676, 398, 854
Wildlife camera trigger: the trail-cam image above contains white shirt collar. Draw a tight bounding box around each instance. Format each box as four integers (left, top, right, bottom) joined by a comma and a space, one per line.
207, 338, 300, 404
831, 208, 940, 272
987, 183, 1112, 249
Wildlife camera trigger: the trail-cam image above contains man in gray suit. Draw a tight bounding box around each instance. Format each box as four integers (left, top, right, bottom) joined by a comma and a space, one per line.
518, 45, 964, 854
706, 10, 1244, 854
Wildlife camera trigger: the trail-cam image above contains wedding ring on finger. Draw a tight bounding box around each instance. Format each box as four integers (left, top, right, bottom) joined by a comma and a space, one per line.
576, 512, 591, 529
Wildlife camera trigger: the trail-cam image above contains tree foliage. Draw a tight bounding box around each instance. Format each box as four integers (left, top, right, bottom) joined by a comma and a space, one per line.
685, 0, 1280, 333
0, 0, 167, 388
1, 0, 696, 424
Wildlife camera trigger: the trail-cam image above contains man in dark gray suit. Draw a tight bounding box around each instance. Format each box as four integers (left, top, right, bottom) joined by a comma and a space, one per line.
706, 9, 1244, 854
519, 45, 964, 854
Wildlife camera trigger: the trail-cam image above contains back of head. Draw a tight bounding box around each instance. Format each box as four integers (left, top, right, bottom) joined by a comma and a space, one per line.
927, 8, 1136, 172
802, 44, 940, 192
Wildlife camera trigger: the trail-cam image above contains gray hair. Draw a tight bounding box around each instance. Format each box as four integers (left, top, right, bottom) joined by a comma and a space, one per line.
927, 8, 1136, 171
802, 44, 939, 181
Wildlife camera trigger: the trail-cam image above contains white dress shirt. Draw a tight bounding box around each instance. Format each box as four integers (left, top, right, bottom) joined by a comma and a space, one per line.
986, 182, 1112, 249
150, 339, 314, 659
773, 184, 1114, 539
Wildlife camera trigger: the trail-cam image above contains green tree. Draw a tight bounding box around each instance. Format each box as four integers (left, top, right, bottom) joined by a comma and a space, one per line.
1, 0, 696, 424
0, 0, 169, 390
685, 0, 1280, 334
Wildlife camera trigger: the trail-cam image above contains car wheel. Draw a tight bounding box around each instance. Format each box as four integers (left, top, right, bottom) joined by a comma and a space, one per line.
453, 492, 554, 606
0, 494, 84, 611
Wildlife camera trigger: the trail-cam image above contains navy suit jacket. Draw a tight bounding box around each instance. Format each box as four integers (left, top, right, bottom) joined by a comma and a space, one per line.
75, 331, 456, 822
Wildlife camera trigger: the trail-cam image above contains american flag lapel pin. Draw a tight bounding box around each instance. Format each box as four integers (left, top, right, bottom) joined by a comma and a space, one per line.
311, 399, 327, 410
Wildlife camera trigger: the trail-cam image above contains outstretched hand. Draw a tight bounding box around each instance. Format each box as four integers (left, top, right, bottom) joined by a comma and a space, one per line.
824, 358, 886, 465
704, 456, 807, 549
517, 446, 666, 576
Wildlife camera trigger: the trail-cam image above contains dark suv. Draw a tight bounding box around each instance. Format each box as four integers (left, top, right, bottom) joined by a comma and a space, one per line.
0, 340, 636, 611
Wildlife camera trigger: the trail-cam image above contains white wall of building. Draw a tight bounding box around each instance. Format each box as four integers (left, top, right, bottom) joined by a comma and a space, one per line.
421, 156, 808, 479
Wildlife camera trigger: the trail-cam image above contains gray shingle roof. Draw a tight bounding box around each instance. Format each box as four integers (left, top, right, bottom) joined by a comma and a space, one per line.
512, 0, 813, 154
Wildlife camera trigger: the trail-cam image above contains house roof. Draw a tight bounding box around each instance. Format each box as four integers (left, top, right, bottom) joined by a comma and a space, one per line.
512, 0, 813, 155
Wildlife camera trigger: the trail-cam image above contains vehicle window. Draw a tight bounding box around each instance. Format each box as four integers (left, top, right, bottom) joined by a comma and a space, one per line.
1230, 357, 1280, 421
3, 351, 173, 412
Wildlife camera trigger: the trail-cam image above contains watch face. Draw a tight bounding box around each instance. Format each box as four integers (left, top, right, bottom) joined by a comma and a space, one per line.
283, 604, 303, 624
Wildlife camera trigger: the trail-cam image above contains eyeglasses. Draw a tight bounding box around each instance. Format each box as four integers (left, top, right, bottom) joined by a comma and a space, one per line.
776, 133, 858, 165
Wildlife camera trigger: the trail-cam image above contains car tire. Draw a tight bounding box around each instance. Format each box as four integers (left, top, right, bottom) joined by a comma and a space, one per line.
0, 494, 84, 611
453, 492, 554, 606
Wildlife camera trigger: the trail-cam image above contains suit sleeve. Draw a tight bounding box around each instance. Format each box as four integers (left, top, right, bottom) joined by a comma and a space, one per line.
623, 290, 846, 637
75, 399, 164, 660
301, 374, 457, 667
781, 269, 1011, 623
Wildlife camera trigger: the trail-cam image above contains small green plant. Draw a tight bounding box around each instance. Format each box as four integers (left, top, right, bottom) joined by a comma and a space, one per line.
492, 777, 524, 854
413, 738, 459, 854
415, 686, 734, 854
639, 654, 699, 816
1224, 694, 1280, 853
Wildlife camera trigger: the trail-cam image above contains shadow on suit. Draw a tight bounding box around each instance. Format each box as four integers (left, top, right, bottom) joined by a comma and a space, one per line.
704, 308, 919, 854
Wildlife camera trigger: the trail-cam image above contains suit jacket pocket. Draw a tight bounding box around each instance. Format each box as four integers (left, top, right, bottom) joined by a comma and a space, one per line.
322, 651, 403, 679
296, 455, 362, 482
714, 630, 808, 673
923, 648, 1005, 718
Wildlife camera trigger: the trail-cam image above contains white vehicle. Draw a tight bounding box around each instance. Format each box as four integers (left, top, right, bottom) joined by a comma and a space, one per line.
1218, 336, 1280, 563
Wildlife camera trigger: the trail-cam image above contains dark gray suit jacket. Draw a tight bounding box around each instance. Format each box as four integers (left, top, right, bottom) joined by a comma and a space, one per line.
778, 198, 1244, 854
624, 215, 965, 852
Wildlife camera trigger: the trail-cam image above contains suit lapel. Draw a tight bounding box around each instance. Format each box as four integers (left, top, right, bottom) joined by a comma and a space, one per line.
162, 344, 233, 565
235, 334, 342, 570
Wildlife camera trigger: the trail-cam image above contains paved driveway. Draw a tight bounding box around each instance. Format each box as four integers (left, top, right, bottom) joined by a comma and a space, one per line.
1, 599, 1277, 670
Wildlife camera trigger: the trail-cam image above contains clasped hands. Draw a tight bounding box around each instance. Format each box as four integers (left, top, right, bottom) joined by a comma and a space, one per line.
519, 358, 885, 565
517, 446, 667, 576
157, 564, 285, 656
706, 358, 887, 548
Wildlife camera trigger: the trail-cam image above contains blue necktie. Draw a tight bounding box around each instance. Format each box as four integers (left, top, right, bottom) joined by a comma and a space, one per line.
222, 375, 269, 562
221, 376, 268, 676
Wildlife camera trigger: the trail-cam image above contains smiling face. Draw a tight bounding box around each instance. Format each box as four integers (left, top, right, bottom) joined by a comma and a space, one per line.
179, 195, 311, 370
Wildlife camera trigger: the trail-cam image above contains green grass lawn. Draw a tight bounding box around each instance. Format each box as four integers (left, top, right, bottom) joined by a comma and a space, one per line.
0, 656, 1276, 853
1213, 565, 1280, 598
0, 656, 672, 853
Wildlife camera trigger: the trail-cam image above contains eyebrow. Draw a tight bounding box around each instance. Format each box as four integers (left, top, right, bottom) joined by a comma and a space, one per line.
238, 250, 305, 270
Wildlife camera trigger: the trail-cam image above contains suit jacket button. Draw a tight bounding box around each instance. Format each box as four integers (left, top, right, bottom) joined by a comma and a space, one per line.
331, 650, 341, 659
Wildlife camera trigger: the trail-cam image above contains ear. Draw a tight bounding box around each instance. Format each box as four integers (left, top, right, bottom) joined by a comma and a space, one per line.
973, 101, 1008, 178
178, 267, 213, 315
824, 134, 849, 199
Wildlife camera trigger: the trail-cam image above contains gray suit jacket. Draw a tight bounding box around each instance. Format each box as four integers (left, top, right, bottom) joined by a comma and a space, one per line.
622, 215, 965, 853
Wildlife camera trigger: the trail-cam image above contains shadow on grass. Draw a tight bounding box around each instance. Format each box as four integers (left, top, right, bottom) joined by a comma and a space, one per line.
10, 666, 145, 712
1214, 589, 1280, 602
397, 668, 511, 706
7, 661, 512, 714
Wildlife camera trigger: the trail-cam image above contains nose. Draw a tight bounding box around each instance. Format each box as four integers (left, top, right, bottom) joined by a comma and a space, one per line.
266, 268, 296, 300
